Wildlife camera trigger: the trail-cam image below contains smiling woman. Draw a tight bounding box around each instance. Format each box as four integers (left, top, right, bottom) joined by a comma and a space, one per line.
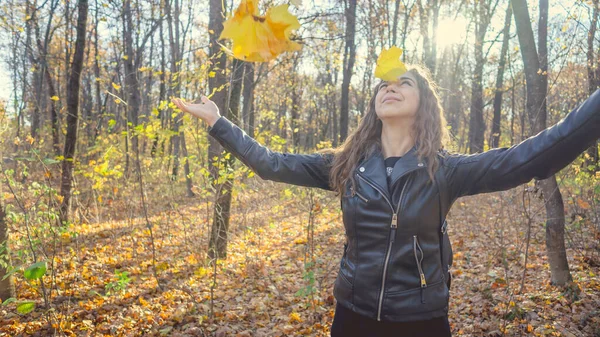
435, 16, 469, 49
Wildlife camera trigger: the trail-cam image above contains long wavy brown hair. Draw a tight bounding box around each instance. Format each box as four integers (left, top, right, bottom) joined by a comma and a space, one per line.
319, 64, 450, 196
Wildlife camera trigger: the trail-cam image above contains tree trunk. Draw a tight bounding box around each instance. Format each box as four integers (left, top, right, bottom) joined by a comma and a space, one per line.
586, 0, 600, 165
165, 0, 193, 194
59, 0, 88, 224
30, 1, 43, 141
511, 0, 572, 285
491, 4, 512, 148
207, 0, 229, 260
0, 135, 15, 302
122, 0, 142, 177
167, 0, 181, 179
242, 62, 255, 136
429, 0, 439, 75
468, 0, 493, 153
92, 0, 103, 143
0, 201, 14, 302
152, 3, 168, 157
290, 58, 302, 151
340, 0, 356, 142
417, 0, 431, 69
400, 1, 415, 58
392, 0, 400, 46
42, 60, 60, 155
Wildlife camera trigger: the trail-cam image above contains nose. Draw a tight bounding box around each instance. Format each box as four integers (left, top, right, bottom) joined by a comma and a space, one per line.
385, 85, 397, 93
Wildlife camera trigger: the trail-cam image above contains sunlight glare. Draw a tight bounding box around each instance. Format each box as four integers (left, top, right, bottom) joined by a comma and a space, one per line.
436, 16, 469, 49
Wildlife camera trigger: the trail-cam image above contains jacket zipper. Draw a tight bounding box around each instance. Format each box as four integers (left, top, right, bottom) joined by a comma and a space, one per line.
413, 235, 427, 303
356, 174, 393, 210
350, 186, 369, 203
355, 191, 369, 203
356, 172, 411, 321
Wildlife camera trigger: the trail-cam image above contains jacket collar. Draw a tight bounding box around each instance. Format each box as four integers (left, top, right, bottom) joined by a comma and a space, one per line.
355, 145, 426, 195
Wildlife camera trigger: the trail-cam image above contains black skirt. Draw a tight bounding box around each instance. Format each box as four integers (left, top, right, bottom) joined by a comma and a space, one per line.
330, 302, 452, 337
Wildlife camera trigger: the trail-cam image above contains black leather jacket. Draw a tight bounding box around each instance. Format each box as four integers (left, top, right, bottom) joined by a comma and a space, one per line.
207, 89, 600, 322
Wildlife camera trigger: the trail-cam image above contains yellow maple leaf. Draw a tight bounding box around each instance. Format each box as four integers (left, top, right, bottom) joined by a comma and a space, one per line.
219, 0, 301, 62
50, 95, 60, 101
374, 46, 408, 82
112, 82, 121, 90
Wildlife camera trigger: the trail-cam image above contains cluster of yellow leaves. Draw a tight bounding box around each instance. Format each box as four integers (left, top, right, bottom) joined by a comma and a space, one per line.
374, 46, 407, 82
219, 0, 301, 62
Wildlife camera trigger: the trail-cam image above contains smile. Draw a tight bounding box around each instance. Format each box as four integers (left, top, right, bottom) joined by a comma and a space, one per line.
382, 97, 401, 103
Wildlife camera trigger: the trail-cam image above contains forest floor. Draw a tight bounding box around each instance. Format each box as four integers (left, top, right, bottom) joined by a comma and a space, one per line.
1, 177, 599, 337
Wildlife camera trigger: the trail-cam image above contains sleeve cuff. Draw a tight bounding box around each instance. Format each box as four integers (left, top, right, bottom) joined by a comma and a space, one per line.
208, 116, 227, 136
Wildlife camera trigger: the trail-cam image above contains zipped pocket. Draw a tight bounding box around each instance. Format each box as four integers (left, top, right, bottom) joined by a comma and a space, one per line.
350, 186, 369, 203
413, 235, 427, 303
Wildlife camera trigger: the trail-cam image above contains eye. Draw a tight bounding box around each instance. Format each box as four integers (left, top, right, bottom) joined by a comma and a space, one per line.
401, 80, 412, 86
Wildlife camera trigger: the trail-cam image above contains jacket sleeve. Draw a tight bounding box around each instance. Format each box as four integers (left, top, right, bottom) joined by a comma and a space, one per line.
207, 115, 334, 191
443, 88, 600, 199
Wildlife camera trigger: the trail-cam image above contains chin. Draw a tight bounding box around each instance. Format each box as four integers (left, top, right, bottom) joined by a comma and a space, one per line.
378, 111, 416, 121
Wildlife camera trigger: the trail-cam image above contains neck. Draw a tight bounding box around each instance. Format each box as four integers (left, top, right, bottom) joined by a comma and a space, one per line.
380, 118, 415, 159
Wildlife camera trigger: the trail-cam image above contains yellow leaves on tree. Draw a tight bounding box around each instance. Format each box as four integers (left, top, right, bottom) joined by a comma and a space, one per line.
219, 0, 301, 62
374, 46, 408, 82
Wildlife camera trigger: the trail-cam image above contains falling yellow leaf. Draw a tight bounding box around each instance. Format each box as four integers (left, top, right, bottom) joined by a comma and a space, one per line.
374, 46, 407, 81
219, 0, 301, 62
112, 82, 121, 90
50, 95, 60, 101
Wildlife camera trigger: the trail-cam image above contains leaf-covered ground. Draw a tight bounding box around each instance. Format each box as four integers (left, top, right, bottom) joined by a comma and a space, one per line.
1, 178, 599, 336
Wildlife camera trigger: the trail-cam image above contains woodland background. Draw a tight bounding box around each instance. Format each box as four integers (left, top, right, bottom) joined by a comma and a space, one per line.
0, 0, 599, 335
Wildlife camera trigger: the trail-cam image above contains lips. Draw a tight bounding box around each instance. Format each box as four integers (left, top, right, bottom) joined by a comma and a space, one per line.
382, 96, 401, 103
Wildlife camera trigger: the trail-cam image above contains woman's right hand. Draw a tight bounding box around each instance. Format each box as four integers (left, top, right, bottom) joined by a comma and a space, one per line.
171, 96, 221, 127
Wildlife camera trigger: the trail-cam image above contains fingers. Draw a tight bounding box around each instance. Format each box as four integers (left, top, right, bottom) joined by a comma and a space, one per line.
179, 98, 189, 109
170, 97, 182, 109
171, 97, 188, 111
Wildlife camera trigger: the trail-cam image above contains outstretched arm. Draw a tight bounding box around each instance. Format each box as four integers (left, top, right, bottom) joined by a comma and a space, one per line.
172, 97, 334, 191
443, 89, 600, 199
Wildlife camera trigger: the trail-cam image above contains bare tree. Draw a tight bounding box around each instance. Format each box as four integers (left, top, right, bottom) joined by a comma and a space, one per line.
490, 3, 512, 148
511, 0, 572, 285
586, 0, 600, 164
207, 0, 229, 260
468, 0, 499, 153
59, 0, 88, 223
340, 0, 356, 142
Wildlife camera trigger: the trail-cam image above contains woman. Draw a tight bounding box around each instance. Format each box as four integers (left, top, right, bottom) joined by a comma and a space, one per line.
172, 64, 600, 337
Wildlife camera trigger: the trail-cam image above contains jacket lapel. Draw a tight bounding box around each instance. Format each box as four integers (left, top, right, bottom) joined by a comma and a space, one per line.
389, 146, 427, 188
355, 146, 428, 200
355, 151, 389, 199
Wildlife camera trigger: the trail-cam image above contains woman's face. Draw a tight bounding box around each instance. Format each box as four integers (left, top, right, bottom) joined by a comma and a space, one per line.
374, 71, 420, 122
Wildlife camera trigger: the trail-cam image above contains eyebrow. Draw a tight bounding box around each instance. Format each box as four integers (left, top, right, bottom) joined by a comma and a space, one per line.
398, 76, 415, 83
